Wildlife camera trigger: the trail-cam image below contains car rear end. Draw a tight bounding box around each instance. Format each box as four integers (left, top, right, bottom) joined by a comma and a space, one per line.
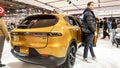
10, 14, 67, 66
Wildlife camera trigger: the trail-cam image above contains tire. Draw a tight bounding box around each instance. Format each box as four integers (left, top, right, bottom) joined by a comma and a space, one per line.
61, 44, 77, 68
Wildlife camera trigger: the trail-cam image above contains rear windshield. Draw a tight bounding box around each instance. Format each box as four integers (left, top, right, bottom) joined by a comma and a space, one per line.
20, 15, 58, 28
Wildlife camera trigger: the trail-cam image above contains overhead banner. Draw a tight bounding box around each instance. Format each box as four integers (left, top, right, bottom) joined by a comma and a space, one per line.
0, 4, 5, 16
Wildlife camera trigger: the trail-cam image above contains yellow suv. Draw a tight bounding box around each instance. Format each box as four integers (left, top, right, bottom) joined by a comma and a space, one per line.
10, 14, 82, 68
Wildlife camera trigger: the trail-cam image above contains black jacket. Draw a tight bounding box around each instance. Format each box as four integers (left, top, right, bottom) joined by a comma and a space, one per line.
83, 8, 96, 33
99, 21, 103, 28
111, 22, 117, 29
103, 21, 108, 30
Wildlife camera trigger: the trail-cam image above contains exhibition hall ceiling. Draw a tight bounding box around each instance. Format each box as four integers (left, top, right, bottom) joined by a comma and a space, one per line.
0, 0, 49, 14
0, 0, 120, 15
14, 0, 120, 13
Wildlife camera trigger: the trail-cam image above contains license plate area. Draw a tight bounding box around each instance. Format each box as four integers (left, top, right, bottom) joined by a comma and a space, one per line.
20, 47, 29, 55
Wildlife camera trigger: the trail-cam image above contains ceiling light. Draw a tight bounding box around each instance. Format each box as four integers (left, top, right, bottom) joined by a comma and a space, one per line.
10, 5, 13, 6
29, 8, 32, 11
7, 11, 10, 13
16, 9, 19, 12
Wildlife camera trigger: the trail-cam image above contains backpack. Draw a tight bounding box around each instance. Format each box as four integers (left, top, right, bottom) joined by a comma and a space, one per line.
107, 22, 111, 29
78, 14, 91, 33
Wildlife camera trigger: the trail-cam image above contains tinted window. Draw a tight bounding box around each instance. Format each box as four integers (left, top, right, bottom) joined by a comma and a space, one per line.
64, 16, 78, 26
20, 15, 58, 28
75, 18, 81, 27
68, 17, 77, 26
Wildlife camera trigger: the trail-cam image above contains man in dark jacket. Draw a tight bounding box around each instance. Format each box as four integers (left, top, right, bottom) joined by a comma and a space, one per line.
83, 1, 96, 61
102, 17, 110, 39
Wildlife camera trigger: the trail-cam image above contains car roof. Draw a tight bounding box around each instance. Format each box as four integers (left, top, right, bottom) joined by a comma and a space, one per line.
53, 14, 71, 17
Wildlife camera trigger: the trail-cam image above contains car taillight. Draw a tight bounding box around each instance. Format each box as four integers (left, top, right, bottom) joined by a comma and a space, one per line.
32, 32, 62, 37
32, 33, 48, 37
11, 32, 62, 37
48, 32, 62, 36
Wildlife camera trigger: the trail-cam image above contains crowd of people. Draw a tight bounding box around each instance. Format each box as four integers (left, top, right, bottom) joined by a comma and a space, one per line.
98, 17, 119, 45
78, 1, 119, 62
7, 20, 22, 31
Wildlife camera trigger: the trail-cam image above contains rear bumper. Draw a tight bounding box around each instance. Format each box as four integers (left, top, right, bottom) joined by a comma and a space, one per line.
11, 49, 66, 67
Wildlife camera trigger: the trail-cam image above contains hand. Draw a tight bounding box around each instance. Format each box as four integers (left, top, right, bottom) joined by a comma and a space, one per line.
95, 32, 97, 36
6, 37, 9, 42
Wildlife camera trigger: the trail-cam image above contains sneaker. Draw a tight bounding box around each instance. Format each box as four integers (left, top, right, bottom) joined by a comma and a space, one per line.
83, 58, 92, 63
92, 57, 96, 60
0, 64, 6, 67
83, 58, 88, 61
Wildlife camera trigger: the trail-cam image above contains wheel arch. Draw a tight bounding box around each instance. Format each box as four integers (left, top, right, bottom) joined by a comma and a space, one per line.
60, 39, 77, 68
64, 39, 77, 61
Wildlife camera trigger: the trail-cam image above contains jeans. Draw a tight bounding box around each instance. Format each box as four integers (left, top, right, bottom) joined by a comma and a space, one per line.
112, 29, 116, 44
103, 29, 110, 38
0, 36, 5, 63
98, 28, 102, 37
83, 33, 95, 59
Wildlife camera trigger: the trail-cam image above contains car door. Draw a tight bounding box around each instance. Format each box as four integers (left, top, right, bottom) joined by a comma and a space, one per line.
67, 16, 81, 43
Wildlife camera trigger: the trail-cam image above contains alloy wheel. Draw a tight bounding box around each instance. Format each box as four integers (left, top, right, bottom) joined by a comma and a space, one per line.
68, 45, 76, 68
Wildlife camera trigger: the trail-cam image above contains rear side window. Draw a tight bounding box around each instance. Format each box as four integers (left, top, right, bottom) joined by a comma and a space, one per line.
64, 16, 78, 26
20, 15, 58, 28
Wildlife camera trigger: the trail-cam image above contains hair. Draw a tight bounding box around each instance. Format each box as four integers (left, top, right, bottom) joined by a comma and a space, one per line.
103, 17, 107, 20
112, 19, 116, 23
87, 1, 94, 6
